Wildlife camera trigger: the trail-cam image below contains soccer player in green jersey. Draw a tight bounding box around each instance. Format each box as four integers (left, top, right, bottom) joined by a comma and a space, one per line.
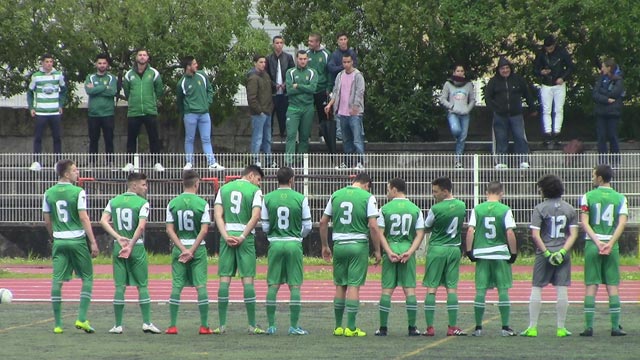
99, 172, 161, 334
374, 178, 425, 337
579, 164, 628, 337
165, 170, 213, 335
43, 159, 99, 334
214, 165, 265, 334
422, 177, 467, 337
261, 167, 312, 335
320, 172, 382, 337
465, 181, 518, 337
521, 175, 578, 338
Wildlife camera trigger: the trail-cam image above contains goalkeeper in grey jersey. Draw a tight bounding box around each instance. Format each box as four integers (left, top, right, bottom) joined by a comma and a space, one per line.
521, 174, 578, 338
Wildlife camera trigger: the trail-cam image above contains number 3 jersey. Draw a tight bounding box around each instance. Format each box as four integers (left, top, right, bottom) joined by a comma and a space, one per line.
468, 200, 516, 259
530, 198, 578, 253
103, 192, 149, 243
424, 198, 466, 247
580, 186, 628, 241
42, 182, 87, 241
166, 193, 210, 241
377, 198, 425, 253
324, 185, 378, 243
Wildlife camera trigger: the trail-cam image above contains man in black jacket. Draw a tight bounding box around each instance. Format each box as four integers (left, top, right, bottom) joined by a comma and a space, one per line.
484, 57, 537, 169
534, 35, 574, 146
266, 35, 295, 141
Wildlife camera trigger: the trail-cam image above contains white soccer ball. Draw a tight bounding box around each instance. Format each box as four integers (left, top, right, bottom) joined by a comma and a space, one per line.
0, 288, 13, 304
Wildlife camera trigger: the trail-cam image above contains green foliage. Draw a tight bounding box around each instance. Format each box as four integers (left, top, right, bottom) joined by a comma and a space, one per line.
258, 0, 640, 141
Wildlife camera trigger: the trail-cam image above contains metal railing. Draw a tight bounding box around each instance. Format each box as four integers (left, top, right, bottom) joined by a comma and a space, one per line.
2, 152, 638, 225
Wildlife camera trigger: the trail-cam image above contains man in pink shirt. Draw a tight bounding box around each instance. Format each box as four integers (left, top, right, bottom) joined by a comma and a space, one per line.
325, 54, 366, 169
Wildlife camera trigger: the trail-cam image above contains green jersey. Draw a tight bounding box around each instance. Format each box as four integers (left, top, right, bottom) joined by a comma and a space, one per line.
468, 200, 516, 260
166, 193, 211, 245
261, 187, 312, 241
42, 182, 87, 241
103, 192, 149, 244
425, 198, 466, 247
215, 179, 263, 235
27, 67, 67, 116
285, 66, 317, 109
176, 70, 213, 114
324, 185, 378, 244
377, 198, 424, 252
580, 186, 628, 241
306, 47, 332, 92
84, 72, 117, 117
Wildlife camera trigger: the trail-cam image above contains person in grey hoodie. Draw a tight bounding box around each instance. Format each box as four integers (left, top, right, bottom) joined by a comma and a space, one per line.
440, 64, 475, 169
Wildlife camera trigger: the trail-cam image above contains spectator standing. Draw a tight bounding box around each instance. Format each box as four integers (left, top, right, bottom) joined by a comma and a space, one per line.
439, 64, 475, 169
27, 54, 67, 171
247, 55, 275, 168
176, 56, 224, 171
307, 33, 335, 153
325, 54, 365, 169
266, 36, 295, 142
85, 53, 116, 166
121, 49, 164, 172
328, 32, 359, 141
592, 58, 624, 167
484, 57, 537, 169
534, 35, 574, 147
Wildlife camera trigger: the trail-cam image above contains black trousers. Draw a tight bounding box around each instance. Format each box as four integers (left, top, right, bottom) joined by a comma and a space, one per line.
88, 116, 114, 154
314, 92, 336, 153
272, 94, 288, 137
126, 115, 161, 153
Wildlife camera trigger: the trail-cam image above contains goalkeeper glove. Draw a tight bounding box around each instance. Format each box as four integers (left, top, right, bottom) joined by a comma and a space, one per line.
507, 253, 518, 264
543, 249, 553, 264
466, 250, 477, 262
550, 249, 567, 266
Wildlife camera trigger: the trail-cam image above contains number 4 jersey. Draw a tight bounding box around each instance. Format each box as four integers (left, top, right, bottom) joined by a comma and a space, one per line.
530, 198, 578, 253
580, 186, 628, 241
42, 182, 87, 241
424, 198, 466, 247
103, 192, 150, 243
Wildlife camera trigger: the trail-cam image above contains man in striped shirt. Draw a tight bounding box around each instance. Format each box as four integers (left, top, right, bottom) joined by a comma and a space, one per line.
27, 54, 67, 171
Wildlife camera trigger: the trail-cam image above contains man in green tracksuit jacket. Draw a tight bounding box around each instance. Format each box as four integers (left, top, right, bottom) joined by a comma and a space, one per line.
307, 33, 335, 153
285, 50, 318, 166
84, 53, 116, 161
121, 48, 165, 172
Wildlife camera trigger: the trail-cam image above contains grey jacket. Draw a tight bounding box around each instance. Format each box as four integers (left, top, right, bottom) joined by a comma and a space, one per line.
330, 68, 365, 115
440, 78, 475, 115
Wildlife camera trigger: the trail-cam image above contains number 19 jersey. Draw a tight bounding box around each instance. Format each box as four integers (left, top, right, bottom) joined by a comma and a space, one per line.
580, 186, 628, 241
324, 185, 378, 243
103, 192, 149, 243
377, 198, 424, 253
425, 198, 466, 247
166, 193, 210, 242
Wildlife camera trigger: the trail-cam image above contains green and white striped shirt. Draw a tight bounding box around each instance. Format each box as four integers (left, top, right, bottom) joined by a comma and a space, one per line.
27, 67, 67, 116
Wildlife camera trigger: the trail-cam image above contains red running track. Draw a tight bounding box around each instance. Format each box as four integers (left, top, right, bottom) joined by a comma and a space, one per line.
2, 265, 639, 303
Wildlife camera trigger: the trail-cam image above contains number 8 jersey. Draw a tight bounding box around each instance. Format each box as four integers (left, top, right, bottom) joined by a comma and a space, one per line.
580, 187, 628, 241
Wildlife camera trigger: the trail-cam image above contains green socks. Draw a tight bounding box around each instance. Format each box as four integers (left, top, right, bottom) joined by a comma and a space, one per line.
218, 282, 230, 327
138, 286, 151, 324
378, 294, 391, 327
113, 285, 125, 326
609, 295, 620, 329
51, 281, 62, 327
244, 284, 256, 327
498, 289, 510, 327
424, 293, 436, 326
334, 298, 345, 328
447, 293, 459, 326
406, 295, 417, 327
266, 286, 278, 327
78, 279, 93, 322
346, 299, 359, 330
197, 286, 209, 327
290, 287, 301, 328
169, 287, 182, 327
474, 291, 486, 327
584, 295, 595, 329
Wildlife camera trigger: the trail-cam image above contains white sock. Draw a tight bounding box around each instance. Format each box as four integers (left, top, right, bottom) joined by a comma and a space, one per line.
529, 287, 542, 328
556, 286, 569, 328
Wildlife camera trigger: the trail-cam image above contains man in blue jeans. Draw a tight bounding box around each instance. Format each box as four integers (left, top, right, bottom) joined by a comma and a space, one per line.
247, 55, 276, 168
484, 57, 537, 169
325, 54, 365, 170
176, 56, 224, 171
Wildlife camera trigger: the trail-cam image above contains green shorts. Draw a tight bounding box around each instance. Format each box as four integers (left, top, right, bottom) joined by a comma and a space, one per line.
381, 253, 416, 289
474, 259, 512, 290
218, 236, 256, 278
584, 241, 620, 286
52, 238, 93, 282
422, 246, 461, 289
267, 241, 304, 286
333, 242, 369, 287
171, 245, 208, 288
112, 242, 148, 287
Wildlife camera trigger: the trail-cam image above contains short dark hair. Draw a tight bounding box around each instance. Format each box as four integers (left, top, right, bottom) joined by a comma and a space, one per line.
309, 33, 322, 43
452, 62, 465, 72
336, 32, 348, 39
243, 164, 265, 179
127, 172, 147, 184
277, 167, 294, 185
594, 164, 613, 183
486, 181, 503, 194
537, 174, 564, 199
432, 177, 452, 192
135, 48, 149, 56
544, 35, 556, 47
253, 54, 265, 63
353, 172, 373, 188
95, 53, 111, 64
56, 159, 75, 178
296, 50, 307, 57
272, 35, 284, 43
181, 56, 195, 69
388, 178, 406, 193
183, 170, 200, 188
342, 53, 353, 60
40, 53, 54, 62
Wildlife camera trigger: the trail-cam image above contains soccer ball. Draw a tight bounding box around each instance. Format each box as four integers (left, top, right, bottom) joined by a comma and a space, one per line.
0, 288, 13, 304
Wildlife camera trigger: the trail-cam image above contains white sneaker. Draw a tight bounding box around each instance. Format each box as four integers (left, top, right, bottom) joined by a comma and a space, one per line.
29, 161, 42, 171
109, 325, 123, 334
495, 163, 508, 169
255, 161, 262, 168
183, 162, 193, 170
153, 163, 165, 172
142, 323, 161, 334
519, 162, 530, 169
270, 162, 279, 169
122, 163, 135, 172
354, 162, 365, 170
209, 163, 225, 170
